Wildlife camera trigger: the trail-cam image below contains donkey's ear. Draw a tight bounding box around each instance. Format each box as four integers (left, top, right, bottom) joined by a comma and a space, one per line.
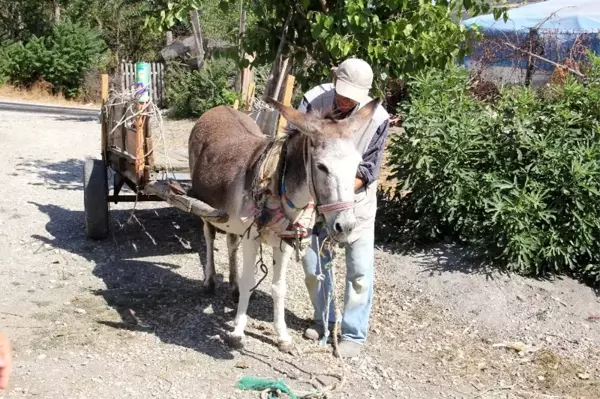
347, 98, 381, 133
265, 97, 323, 136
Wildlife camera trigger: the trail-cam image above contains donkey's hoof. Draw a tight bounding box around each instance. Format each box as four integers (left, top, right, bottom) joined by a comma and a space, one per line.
202, 279, 216, 295
277, 339, 294, 353
226, 333, 245, 349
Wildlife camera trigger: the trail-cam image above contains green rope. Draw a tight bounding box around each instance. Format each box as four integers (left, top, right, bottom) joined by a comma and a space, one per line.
237, 376, 297, 399
236, 376, 325, 399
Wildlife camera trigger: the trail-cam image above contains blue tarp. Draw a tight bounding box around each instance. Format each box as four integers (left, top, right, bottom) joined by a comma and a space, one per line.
461, 0, 600, 75
462, 0, 600, 33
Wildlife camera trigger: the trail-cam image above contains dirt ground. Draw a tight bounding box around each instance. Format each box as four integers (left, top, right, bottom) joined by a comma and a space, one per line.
0, 109, 599, 399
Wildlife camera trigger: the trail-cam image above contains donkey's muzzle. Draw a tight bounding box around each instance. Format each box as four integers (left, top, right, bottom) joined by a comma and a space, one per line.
330, 211, 356, 243
334, 219, 356, 235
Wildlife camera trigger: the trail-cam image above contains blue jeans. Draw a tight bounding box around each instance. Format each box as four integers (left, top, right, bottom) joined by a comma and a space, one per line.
301, 225, 375, 344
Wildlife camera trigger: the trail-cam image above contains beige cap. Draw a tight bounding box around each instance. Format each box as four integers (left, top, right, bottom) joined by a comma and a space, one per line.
332, 58, 373, 103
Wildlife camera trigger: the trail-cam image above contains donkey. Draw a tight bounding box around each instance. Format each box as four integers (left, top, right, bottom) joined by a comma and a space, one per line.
188, 97, 380, 351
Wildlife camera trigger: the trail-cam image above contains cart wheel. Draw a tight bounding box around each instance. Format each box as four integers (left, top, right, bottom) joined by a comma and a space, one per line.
83, 158, 109, 240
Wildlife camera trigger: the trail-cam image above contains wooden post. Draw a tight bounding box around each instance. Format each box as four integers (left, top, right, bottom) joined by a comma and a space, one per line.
240, 54, 254, 108
100, 73, 109, 159
134, 62, 150, 184
276, 74, 295, 137
245, 81, 255, 111
101, 74, 109, 101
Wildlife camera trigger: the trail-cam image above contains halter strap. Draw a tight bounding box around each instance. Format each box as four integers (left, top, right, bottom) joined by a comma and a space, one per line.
279, 138, 315, 211
317, 201, 354, 214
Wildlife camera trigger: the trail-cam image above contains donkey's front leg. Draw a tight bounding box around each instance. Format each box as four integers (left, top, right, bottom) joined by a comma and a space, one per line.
272, 243, 295, 353
226, 235, 258, 348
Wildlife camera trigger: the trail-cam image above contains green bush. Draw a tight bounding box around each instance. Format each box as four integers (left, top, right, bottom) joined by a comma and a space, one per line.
0, 42, 14, 84
387, 55, 600, 283
165, 57, 240, 118
0, 21, 107, 98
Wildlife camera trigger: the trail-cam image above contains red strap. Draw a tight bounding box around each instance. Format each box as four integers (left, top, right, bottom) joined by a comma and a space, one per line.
317, 201, 354, 214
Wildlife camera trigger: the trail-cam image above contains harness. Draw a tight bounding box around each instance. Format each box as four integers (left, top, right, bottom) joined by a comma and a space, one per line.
250, 132, 353, 260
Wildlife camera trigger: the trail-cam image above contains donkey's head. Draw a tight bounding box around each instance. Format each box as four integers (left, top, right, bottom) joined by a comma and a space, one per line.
267, 97, 381, 243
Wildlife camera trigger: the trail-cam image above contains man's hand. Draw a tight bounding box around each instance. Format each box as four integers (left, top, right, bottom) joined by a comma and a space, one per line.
0, 332, 12, 390
354, 176, 365, 193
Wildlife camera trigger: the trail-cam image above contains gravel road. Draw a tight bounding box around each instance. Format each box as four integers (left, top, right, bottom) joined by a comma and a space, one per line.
0, 109, 598, 399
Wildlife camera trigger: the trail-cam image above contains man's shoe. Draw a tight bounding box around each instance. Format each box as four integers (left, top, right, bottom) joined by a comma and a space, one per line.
303, 323, 324, 341
335, 339, 362, 358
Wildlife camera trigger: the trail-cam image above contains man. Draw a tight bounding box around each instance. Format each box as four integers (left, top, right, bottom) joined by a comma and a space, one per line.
297, 58, 390, 358
0, 331, 12, 390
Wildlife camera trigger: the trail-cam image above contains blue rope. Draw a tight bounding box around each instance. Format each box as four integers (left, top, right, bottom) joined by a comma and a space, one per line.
316, 233, 335, 347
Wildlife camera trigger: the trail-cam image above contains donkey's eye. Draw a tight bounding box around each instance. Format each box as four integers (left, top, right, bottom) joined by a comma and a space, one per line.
317, 163, 329, 174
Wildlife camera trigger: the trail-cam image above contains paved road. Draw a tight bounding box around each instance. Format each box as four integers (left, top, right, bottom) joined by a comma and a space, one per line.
0, 100, 100, 119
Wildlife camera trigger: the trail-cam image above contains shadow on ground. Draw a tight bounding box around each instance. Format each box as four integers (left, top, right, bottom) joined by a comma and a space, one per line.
23, 159, 309, 360
53, 115, 99, 123
30, 202, 309, 359
374, 189, 597, 290
374, 189, 501, 279
15, 158, 85, 191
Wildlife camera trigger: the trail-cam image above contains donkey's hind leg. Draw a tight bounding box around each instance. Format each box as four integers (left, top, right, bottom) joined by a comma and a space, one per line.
226, 233, 241, 301
201, 221, 217, 294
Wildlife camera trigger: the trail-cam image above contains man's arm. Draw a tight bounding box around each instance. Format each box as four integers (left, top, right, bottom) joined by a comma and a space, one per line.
297, 96, 311, 114
355, 118, 390, 192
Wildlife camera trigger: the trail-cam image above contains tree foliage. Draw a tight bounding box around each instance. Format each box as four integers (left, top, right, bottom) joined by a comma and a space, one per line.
0, 0, 56, 42
165, 56, 240, 117
0, 0, 248, 101
0, 20, 108, 97
143, 0, 248, 42
220, 0, 502, 95
385, 53, 600, 284
64, 0, 165, 64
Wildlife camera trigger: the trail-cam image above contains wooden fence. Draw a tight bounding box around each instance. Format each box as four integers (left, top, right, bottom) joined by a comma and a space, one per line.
118, 61, 166, 108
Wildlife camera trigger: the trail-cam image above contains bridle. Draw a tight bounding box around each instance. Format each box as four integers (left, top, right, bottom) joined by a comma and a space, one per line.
279, 134, 354, 221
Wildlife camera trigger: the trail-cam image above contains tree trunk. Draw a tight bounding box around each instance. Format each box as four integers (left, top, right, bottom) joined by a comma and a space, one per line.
524, 29, 541, 87
166, 31, 173, 46
263, 11, 293, 100
235, 5, 247, 93
54, 3, 61, 24
189, 9, 205, 69
115, 7, 121, 70
273, 57, 290, 101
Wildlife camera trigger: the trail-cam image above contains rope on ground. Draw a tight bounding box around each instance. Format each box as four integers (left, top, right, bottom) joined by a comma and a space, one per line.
317, 232, 347, 393
238, 224, 347, 399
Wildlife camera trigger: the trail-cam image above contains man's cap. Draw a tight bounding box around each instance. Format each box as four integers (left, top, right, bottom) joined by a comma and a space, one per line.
332, 58, 373, 104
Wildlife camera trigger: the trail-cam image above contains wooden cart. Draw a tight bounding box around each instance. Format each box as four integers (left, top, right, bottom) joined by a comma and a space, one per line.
82, 74, 293, 240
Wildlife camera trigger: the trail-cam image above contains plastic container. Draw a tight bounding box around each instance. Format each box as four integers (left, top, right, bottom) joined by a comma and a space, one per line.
135, 62, 151, 102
